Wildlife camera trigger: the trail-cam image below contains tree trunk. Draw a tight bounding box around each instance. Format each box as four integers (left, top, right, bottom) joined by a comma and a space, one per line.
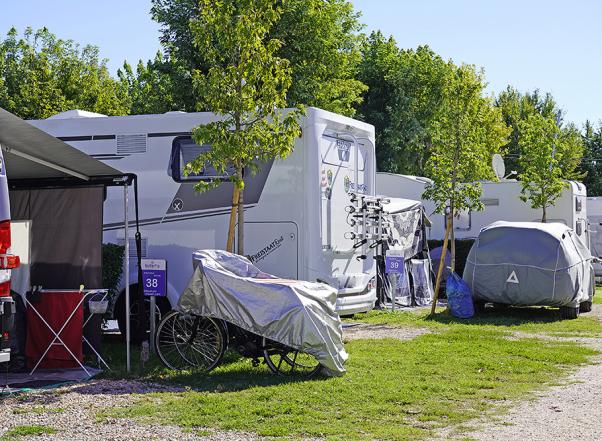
236, 167, 244, 255
226, 186, 239, 252
542, 205, 547, 223
449, 208, 456, 274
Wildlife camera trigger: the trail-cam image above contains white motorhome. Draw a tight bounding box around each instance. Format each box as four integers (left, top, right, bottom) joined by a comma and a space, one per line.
587, 196, 602, 278
31, 108, 377, 332
377, 172, 590, 247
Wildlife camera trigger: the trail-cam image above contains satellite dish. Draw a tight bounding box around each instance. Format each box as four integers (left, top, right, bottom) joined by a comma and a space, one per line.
492, 154, 506, 180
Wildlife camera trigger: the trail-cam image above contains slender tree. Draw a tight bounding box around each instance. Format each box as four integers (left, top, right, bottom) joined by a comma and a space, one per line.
423, 64, 509, 271
518, 113, 584, 222
186, 0, 302, 255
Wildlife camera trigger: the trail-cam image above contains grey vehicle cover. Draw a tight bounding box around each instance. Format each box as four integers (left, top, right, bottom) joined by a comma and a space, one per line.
464, 221, 594, 308
178, 250, 348, 375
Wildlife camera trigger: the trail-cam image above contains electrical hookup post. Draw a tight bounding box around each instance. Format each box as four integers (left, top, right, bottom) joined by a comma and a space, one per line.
141, 259, 167, 358
384, 251, 405, 312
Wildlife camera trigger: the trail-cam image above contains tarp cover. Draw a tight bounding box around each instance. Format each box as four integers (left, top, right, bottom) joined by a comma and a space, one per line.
178, 250, 348, 374
464, 221, 594, 307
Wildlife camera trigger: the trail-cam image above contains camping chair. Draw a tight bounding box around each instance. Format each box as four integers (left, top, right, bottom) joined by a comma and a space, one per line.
25, 288, 89, 376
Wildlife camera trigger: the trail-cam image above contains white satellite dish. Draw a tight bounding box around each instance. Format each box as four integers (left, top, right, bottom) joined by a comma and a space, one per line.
492, 154, 506, 180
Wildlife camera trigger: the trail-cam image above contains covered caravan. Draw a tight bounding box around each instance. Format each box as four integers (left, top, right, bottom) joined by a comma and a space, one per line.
0, 107, 140, 372
377, 197, 433, 307
464, 221, 594, 314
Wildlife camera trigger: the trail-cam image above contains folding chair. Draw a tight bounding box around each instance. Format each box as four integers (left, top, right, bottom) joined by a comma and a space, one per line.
25, 288, 90, 376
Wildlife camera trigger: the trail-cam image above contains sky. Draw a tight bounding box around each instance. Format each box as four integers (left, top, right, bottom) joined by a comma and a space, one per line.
1, 0, 600, 126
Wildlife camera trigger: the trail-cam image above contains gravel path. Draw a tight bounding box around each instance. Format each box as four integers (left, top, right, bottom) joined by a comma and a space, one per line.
343, 323, 431, 342
456, 304, 602, 441
0, 380, 260, 441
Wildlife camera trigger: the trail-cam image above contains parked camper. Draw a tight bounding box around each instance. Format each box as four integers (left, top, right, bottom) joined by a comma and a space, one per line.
30, 108, 377, 333
376, 172, 590, 247
587, 196, 602, 279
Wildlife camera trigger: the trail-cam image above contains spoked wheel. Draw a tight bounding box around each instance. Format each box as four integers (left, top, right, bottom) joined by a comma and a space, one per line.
155, 311, 226, 371
262, 337, 322, 377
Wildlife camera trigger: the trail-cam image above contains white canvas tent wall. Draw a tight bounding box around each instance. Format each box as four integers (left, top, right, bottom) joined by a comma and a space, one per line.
0, 107, 138, 372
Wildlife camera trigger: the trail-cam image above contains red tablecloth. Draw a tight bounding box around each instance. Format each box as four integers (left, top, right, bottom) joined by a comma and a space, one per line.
26, 290, 83, 369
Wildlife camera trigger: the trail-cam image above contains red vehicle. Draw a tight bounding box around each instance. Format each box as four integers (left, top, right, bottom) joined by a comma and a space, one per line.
0, 150, 20, 362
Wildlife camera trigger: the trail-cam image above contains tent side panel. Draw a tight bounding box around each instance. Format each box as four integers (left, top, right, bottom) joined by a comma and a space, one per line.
10, 186, 103, 291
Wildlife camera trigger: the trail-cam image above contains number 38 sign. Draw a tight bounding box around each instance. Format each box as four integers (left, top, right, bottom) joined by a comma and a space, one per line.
141, 259, 167, 297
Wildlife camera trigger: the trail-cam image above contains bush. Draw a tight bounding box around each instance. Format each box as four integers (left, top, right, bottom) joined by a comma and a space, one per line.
428, 239, 475, 278
102, 243, 125, 318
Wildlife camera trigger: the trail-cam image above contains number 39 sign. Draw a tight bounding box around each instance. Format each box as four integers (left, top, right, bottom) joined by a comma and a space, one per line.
141, 259, 167, 297
385, 255, 405, 274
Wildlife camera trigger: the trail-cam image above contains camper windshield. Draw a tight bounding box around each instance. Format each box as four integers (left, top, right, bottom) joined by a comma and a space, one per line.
169, 136, 235, 182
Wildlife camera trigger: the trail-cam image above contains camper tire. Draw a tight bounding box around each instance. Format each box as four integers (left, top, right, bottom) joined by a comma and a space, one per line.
115, 284, 171, 342
579, 301, 593, 313
559, 306, 580, 320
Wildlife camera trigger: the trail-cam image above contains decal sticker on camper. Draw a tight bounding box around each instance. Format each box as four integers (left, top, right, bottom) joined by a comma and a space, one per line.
336, 139, 351, 162
249, 236, 285, 264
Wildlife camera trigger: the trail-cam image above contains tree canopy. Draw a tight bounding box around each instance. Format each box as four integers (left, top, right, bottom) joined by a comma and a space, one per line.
149, 0, 365, 116
0, 27, 130, 119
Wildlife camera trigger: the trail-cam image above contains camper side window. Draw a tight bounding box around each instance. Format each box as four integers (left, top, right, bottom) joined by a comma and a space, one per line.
169, 136, 234, 182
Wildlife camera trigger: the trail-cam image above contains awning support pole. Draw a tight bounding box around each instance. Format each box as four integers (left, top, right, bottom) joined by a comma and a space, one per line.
124, 182, 130, 373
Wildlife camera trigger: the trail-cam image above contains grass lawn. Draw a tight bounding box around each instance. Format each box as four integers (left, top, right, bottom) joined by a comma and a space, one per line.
98, 306, 602, 441
1, 425, 56, 440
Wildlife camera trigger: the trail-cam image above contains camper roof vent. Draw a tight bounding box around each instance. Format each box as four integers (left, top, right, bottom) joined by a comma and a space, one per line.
47, 109, 107, 119
117, 134, 147, 154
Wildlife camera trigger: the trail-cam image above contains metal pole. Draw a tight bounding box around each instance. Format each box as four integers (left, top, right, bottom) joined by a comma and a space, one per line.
149, 296, 156, 354
124, 183, 130, 373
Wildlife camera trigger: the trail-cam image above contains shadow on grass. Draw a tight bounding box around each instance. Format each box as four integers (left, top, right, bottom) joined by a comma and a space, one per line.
94, 339, 327, 393
427, 305, 565, 327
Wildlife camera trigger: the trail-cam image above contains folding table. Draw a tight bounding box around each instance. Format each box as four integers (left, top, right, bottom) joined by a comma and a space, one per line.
25, 288, 110, 376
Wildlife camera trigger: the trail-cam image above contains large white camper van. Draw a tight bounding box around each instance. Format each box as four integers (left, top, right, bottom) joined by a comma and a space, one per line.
377, 172, 590, 247
31, 108, 377, 332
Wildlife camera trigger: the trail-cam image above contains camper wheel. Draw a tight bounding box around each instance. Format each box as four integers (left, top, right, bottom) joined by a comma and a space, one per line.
115, 284, 171, 341
579, 301, 593, 313
559, 306, 580, 320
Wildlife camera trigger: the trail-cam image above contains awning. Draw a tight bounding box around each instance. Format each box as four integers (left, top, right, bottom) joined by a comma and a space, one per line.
0, 107, 121, 181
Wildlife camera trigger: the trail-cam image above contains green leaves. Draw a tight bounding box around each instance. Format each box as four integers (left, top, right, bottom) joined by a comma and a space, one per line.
423, 64, 510, 215
517, 112, 584, 220
0, 27, 130, 119
149, 0, 365, 116
187, 0, 302, 192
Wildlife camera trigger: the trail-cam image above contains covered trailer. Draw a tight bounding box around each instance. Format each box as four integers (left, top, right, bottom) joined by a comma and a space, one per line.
587, 196, 602, 280
464, 221, 594, 319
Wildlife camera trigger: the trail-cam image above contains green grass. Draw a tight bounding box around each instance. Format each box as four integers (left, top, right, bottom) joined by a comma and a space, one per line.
350, 306, 602, 336
100, 324, 597, 441
1, 425, 56, 440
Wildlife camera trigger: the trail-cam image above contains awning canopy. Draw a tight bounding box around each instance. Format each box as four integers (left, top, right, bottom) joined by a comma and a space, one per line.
0, 107, 122, 182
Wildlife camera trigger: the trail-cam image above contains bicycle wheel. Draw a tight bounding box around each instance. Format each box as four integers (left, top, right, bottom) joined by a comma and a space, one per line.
155, 311, 226, 371
262, 337, 322, 377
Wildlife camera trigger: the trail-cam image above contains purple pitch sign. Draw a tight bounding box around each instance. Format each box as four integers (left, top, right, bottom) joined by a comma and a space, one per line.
141, 259, 167, 297
385, 255, 405, 274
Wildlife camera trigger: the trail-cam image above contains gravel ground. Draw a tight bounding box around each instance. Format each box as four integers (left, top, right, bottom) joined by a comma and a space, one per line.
454, 304, 602, 441
343, 323, 431, 342
0, 380, 261, 441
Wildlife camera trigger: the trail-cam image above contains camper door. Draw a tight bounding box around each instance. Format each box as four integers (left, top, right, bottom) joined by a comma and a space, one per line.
320, 134, 368, 252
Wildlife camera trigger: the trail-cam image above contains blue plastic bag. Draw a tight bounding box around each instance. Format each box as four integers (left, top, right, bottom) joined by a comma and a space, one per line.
446, 273, 474, 319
